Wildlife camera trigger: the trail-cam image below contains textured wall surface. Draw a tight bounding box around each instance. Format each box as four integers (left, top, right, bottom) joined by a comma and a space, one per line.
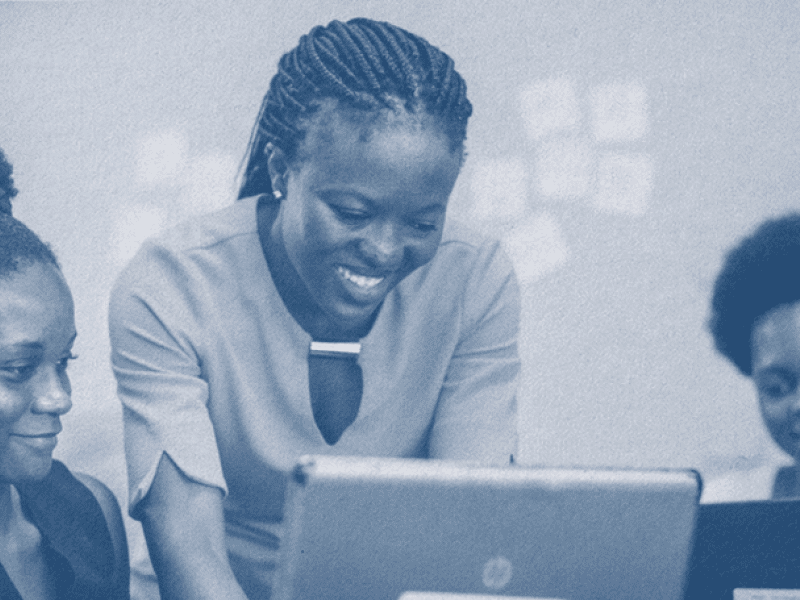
2, 0, 798, 538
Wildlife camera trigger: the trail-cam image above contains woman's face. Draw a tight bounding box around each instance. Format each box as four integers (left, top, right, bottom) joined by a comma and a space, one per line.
273, 107, 462, 334
752, 301, 800, 462
0, 262, 75, 485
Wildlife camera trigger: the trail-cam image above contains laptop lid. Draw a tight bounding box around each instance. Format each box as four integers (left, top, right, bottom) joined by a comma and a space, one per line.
684, 499, 800, 600
273, 455, 700, 600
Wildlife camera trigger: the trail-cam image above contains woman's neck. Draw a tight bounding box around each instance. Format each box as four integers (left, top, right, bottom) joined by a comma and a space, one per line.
773, 463, 800, 500
0, 482, 38, 540
0, 484, 14, 535
0, 483, 57, 600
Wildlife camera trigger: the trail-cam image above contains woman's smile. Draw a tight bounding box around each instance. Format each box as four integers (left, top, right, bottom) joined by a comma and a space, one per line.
266, 104, 462, 338
0, 261, 75, 484
337, 266, 385, 291
332, 264, 395, 316
10, 431, 59, 452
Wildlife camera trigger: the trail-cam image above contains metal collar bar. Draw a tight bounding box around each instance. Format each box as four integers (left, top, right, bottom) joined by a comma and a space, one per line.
309, 341, 361, 358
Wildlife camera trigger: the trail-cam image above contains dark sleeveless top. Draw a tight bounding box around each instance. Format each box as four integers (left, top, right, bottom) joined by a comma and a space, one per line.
0, 460, 126, 600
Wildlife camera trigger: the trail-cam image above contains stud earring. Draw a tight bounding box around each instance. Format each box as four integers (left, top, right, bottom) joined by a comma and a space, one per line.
273, 190, 283, 200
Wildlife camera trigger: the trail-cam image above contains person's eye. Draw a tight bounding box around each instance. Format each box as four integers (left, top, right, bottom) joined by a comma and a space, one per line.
410, 220, 438, 233
758, 374, 796, 400
57, 353, 78, 373
331, 205, 369, 222
0, 363, 37, 383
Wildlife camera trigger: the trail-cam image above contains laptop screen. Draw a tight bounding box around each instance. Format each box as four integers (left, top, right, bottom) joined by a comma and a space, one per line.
274, 455, 700, 600
684, 499, 800, 600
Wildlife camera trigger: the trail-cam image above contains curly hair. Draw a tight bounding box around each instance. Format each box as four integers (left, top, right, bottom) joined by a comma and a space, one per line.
709, 213, 800, 376
0, 146, 18, 216
238, 18, 473, 199
0, 212, 60, 279
0, 147, 59, 277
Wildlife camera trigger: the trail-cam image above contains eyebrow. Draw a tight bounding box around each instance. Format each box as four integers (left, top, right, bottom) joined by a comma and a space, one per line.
1, 342, 44, 352
319, 189, 448, 213
412, 204, 447, 215
0, 332, 78, 353
753, 365, 795, 378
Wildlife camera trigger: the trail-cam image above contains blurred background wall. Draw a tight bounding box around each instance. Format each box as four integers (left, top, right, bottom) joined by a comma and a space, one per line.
2, 0, 798, 564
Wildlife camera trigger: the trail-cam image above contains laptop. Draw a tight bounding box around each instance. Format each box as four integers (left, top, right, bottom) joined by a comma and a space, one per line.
273, 455, 700, 600
683, 499, 800, 600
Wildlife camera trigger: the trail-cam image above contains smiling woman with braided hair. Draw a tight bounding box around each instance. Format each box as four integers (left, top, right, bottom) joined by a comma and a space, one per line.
109, 18, 519, 600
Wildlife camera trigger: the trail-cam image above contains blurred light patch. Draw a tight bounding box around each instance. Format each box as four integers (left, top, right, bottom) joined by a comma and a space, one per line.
519, 78, 580, 140
467, 156, 528, 224
113, 204, 165, 266
535, 138, 594, 199
136, 130, 188, 185
590, 82, 648, 143
502, 212, 569, 285
594, 153, 653, 216
178, 153, 239, 216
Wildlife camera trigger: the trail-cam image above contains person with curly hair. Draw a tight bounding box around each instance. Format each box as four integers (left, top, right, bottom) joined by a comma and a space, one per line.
707, 213, 800, 501
0, 148, 18, 217
109, 18, 519, 600
0, 147, 129, 599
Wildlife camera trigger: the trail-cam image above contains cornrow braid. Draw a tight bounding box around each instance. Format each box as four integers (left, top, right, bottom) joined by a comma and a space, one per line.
238, 18, 472, 199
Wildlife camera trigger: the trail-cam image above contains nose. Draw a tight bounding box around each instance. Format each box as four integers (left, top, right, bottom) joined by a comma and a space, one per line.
360, 220, 404, 269
31, 365, 72, 416
791, 392, 800, 414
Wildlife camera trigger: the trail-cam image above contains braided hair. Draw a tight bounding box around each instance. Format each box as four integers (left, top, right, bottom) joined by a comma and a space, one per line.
709, 213, 800, 376
0, 146, 59, 278
238, 18, 473, 199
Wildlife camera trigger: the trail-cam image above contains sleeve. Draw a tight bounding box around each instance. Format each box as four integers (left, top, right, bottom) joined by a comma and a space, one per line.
108, 242, 227, 517
427, 240, 521, 465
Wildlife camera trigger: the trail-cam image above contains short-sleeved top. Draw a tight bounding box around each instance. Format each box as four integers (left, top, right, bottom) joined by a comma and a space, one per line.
0, 460, 126, 600
109, 195, 520, 596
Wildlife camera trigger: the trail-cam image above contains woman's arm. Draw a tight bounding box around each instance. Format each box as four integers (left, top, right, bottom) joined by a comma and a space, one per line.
74, 473, 131, 600
109, 242, 246, 599
138, 453, 249, 600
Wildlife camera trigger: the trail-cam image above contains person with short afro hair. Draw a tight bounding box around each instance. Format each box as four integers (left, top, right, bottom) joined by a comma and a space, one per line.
706, 213, 800, 501
710, 213, 800, 377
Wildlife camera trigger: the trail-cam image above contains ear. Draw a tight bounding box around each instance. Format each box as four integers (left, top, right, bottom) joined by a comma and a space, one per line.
265, 143, 290, 198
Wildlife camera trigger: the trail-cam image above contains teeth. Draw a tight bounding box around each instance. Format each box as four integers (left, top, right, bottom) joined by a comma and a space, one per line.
338, 267, 383, 289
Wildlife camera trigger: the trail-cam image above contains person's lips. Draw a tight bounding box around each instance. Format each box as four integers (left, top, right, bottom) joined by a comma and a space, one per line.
336, 266, 385, 290
10, 429, 60, 451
